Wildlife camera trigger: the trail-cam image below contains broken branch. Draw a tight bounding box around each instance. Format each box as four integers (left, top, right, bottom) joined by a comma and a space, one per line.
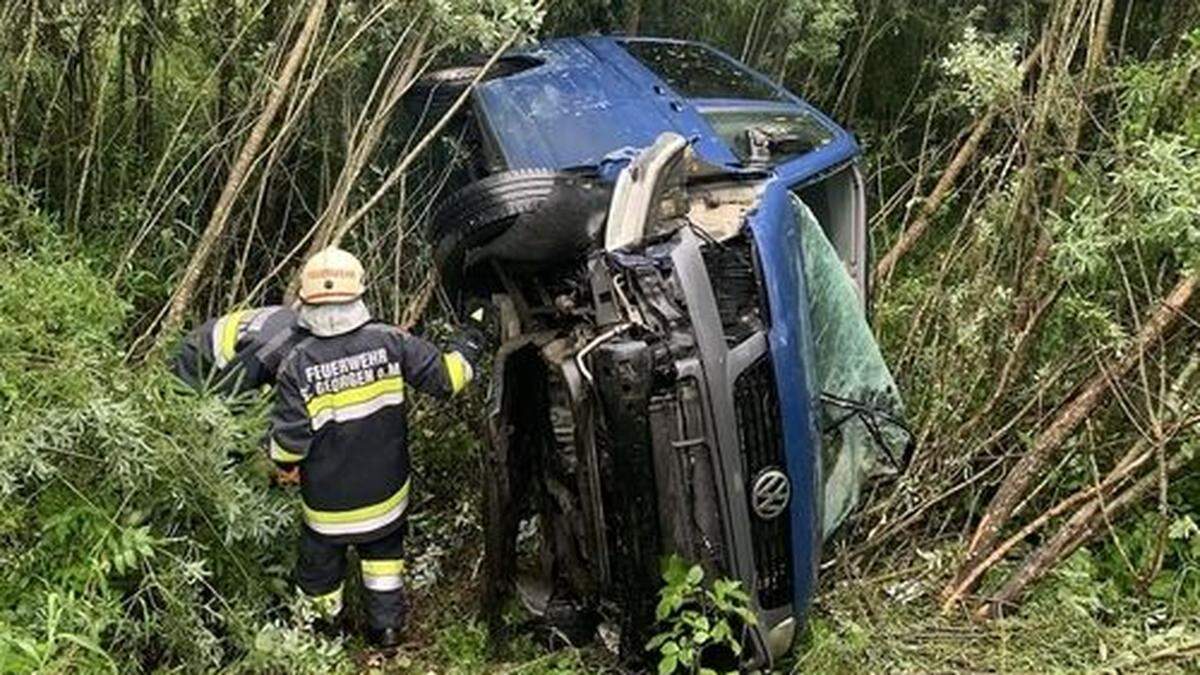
949, 275, 1197, 602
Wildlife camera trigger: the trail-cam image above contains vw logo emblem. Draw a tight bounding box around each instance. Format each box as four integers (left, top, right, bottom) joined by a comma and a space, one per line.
751, 468, 790, 520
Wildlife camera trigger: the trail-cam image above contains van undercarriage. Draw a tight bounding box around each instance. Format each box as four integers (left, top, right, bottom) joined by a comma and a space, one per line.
451, 138, 814, 666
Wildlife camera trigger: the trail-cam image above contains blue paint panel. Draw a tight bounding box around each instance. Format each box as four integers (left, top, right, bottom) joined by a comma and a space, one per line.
579, 37, 741, 165
477, 37, 860, 176
773, 133, 860, 186
747, 184, 823, 618
475, 37, 804, 169
476, 34, 860, 623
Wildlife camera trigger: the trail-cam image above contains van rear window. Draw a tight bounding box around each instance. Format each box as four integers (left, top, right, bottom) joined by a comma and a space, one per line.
620, 41, 785, 101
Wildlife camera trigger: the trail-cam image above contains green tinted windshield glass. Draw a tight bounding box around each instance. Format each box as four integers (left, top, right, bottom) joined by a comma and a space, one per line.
702, 109, 834, 165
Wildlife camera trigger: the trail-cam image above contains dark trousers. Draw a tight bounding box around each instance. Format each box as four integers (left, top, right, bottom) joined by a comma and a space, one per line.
296, 523, 408, 631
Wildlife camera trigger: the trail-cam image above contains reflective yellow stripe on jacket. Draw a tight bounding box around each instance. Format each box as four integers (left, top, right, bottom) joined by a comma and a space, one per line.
303, 479, 410, 537
211, 309, 249, 369
443, 352, 473, 395
305, 376, 404, 431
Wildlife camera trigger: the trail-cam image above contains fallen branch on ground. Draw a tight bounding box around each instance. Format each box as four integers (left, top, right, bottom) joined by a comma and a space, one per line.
946, 273, 1197, 604
982, 446, 1194, 617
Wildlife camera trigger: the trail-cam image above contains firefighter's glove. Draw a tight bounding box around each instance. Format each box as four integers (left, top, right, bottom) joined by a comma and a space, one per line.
447, 325, 486, 370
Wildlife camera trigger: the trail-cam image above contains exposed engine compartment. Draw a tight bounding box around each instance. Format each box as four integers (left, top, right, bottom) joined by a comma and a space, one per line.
469, 136, 803, 666
406, 38, 909, 668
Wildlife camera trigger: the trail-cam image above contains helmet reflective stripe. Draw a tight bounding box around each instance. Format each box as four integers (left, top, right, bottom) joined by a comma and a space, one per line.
303, 480, 410, 537
210, 309, 249, 369
361, 559, 405, 592
443, 352, 474, 394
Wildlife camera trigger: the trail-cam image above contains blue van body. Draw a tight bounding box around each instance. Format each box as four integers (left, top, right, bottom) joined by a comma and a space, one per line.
470, 36, 861, 626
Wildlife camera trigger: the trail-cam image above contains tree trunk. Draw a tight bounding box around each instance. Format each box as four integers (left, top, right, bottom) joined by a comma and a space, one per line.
873, 109, 997, 286
1012, 0, 1117, 327
981, 348, 1200, 613
215, 0, 234, 135
624, 0, 642, 36
983, 449, 1193, 616
133, 0, 155, 159
154, 0, 327, 348
873, 41, 1044, 286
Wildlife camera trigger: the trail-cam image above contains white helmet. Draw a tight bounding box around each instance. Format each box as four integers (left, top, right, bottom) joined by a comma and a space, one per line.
299, 246, 365, 305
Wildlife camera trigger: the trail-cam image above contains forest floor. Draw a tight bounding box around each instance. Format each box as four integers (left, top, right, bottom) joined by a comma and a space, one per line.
334, 483, 1200, 674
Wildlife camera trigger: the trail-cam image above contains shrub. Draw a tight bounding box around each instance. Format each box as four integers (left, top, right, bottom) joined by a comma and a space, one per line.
0, 184, 337, 671
646, 556, 757, 675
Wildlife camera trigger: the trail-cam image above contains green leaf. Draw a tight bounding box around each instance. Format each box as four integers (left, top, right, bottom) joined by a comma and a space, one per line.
682, 611, 706, 629
658, 653, 678, 675
657, 597, 673, 621
662, 640, 679, 656
725, 586, 750, 602
662, 555, 689, 585
1168, 515, 1198, 540
1148, 572, 1177, 600
686, 564, 705, 585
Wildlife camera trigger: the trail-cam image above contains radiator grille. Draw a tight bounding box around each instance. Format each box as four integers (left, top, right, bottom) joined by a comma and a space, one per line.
701, 237, 762, 345
733, 356, 794, 609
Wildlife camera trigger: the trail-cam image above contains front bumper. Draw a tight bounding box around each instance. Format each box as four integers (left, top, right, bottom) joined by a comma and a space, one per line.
652, 221, 820, 666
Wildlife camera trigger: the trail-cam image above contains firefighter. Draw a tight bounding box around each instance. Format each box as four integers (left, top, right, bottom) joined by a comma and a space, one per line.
268, 246, 482, 648
173, 304, 301, 395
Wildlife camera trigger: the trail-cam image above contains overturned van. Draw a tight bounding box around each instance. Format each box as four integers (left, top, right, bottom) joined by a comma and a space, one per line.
409, 37, 911, 668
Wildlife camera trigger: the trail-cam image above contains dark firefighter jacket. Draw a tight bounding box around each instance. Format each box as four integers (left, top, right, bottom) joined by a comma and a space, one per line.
173, 305, 301, 395
268, 322, 474, 542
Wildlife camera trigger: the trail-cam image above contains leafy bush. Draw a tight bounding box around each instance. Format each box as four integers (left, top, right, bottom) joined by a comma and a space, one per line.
941, 24, 1023, 112
646, 556, 756, 675
0, 184, 343, 671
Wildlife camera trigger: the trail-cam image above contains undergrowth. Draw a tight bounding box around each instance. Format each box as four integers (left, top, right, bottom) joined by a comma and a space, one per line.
0, 186, 340, 671
798, 540, 1200, 673
0, 183, 588, 672
2, 171, 1198, 673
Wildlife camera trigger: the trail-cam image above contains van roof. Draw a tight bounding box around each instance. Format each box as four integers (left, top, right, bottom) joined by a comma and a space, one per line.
474, 36, 859, 181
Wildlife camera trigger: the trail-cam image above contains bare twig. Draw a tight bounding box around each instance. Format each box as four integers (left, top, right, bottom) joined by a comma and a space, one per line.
873, 39, 1045, 286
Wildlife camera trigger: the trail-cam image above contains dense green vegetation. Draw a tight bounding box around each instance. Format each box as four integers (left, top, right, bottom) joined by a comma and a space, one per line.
1, 0, 1198, 671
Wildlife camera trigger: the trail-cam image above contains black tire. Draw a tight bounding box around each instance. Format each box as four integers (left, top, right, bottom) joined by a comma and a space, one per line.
405, 59, 535, 123
429, 169, 601, 281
